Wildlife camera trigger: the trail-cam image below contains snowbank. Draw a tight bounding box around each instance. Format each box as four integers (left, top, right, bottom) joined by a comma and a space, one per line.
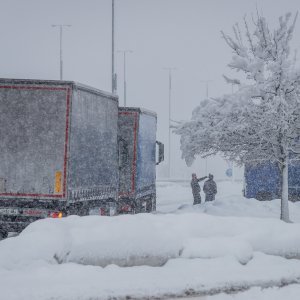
1, 211, 300, 269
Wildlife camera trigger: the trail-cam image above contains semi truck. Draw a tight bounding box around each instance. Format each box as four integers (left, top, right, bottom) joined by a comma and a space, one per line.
118, 107, 164, 214
0, 78, 163, 238
244, 161, 300, 201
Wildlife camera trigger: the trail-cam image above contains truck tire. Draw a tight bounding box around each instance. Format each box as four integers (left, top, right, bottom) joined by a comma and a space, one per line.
145, 198, 152, 213
256, 191, 272, 201
0, 231, 8, 240
146, 195, 156, 213
152, 196, 156, 212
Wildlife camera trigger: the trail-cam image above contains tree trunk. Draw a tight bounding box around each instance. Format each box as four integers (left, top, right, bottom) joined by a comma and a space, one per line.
280, 156, 290, 222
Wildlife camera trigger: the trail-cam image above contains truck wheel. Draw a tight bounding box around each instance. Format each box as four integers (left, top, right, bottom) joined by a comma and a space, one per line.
131, 203, 137, 214
152, 196, 156, 212
256, 191, 272, 201
146, 196, 156, 213
0, 231, 8, 240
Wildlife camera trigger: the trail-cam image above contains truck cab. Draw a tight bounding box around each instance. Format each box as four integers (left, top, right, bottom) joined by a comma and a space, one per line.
118, 107, 164, 213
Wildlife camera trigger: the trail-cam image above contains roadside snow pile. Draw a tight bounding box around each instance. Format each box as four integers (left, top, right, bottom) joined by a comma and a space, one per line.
1, 212, 300, 269
181, 236, 253, 265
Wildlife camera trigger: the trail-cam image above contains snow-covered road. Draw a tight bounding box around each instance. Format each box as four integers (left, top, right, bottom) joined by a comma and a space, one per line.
167, 284, 300, 300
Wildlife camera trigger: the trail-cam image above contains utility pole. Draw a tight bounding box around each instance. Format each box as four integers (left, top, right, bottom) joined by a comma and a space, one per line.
163, 67, 176, 178
199, 80, 213, 99
51, 24, 71, 80
112, 0, 117, 94
118, 50, 133, 106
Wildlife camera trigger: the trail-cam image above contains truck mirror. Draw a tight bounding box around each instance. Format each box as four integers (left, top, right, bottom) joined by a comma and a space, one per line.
156, 141, 164, 165
0, 178, 6, 193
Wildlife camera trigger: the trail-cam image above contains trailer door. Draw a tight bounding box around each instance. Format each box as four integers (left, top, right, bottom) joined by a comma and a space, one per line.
136, 113, 156, 193
0, 85, 70, 199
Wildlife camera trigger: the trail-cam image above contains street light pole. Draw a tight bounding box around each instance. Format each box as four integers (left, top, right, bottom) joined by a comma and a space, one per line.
52, 24, 71, 80
112, 0, 117, 94
199, 80, 213, 99
163, 67, 176, 179
118, 50, 133, 106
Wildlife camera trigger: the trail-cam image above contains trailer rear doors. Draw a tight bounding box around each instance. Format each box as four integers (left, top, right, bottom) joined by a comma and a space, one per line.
0, 83, 71, 199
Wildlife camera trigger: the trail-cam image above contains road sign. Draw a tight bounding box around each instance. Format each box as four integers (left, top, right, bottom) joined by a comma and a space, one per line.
226, 168, 233, 177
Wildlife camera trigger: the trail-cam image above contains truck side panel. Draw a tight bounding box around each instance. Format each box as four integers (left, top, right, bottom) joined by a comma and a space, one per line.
118, 111, 138, 197
289, 161, 300, 200
136, 113, 156, 195
244, 162, 281, 200
68, 88, 119, 202
245, 161, 300, 200
0, 85, 70, 198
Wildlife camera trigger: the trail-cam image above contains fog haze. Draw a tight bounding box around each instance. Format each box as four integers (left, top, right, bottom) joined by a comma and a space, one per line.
1, 0, 300, 179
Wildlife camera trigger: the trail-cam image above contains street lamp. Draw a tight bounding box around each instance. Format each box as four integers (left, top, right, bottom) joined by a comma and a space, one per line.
51, 24, 71, 80
118, 50, 133, 106
163, 67, 176, 178
199, 80, 213, 99
112, 0, 117, 94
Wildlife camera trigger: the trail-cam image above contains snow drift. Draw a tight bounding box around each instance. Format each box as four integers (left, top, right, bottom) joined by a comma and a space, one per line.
1, 210, 300, 269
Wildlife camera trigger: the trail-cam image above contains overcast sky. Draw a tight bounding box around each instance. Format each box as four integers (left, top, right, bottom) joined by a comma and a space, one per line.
1, 0, 300, 178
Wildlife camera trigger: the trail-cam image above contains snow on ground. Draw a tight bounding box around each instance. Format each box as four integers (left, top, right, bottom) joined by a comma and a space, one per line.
157, 180, 300, 222
1, 180, 300, 300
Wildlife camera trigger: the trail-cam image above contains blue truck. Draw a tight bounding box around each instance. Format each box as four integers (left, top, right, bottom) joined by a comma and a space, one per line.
118, 107, 164, 214
0, 78, 164, 238
244, 161, 300, 201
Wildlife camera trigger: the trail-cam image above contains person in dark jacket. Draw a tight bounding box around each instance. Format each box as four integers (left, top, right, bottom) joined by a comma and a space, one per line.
203, 174, 217, 202
191, 173, 207, 205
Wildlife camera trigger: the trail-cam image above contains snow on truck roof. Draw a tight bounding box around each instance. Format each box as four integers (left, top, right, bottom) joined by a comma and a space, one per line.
0, 78, 119, 103
119, 106, 157, 118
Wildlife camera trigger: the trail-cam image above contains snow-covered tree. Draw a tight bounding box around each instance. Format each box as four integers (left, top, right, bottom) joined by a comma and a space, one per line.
176, 12, 300, 222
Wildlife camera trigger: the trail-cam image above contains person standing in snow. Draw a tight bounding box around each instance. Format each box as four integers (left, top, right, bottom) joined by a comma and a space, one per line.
203, 174, 217, 202
191, 173, 207, 205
